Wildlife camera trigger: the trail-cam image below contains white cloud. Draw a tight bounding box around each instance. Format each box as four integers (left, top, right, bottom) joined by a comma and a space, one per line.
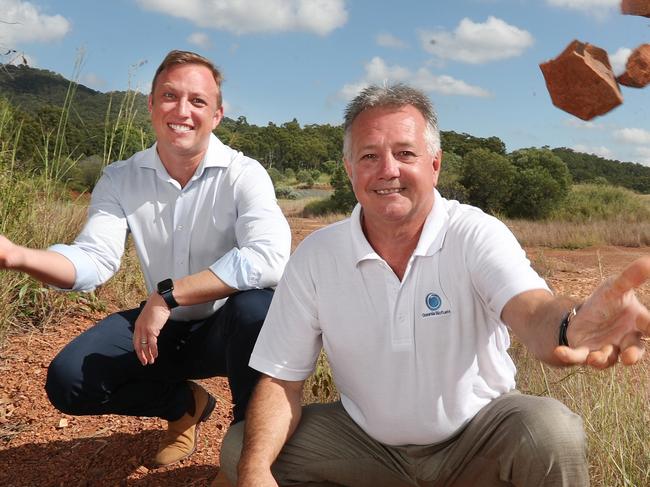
0, 0, 70, 46
420, 16, 533, 64
572, 144, 613, 158
136, 0, 348, 35
614, 127, 650, 145
187, 32, 213, 49
634, 147, 650, 165
564, 118, 603, 130
338, 57, 491, 100
81, 73, 106, 89
546, 0, 618, 19
376, 33, 408, 49
609, 47, 632, 76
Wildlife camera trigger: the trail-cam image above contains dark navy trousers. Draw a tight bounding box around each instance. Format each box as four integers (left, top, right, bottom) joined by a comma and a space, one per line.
45, 289, 273, 423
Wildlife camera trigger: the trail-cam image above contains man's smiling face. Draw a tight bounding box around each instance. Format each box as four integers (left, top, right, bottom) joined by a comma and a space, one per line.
148, 63, 223, 164
344, 104, 441, 228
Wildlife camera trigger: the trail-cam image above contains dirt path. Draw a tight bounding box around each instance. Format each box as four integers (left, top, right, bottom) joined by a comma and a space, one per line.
1, 217, 649, 485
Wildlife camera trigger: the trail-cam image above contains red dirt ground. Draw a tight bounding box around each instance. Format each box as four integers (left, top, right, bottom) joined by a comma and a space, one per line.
0, 217, 648, 486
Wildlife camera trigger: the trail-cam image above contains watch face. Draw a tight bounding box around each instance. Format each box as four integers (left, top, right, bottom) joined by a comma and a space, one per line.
158, 278, 174, 293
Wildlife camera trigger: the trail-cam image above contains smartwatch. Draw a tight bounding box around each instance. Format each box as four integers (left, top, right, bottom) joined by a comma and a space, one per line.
157, 278, 179, 309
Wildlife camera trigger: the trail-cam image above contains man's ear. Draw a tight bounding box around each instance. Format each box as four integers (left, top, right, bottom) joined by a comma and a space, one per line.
432, 150, 442, 186
212, 105, 224, 130
148, 94, 153, 113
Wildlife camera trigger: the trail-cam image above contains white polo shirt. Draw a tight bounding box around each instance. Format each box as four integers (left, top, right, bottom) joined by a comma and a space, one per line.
250, 191, 549, 446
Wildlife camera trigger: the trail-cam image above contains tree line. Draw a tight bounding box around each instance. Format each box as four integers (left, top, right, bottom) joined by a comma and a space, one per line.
3, 63, 650, 218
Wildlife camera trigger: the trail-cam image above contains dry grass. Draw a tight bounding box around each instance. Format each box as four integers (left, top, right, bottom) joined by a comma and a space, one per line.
511, 340, 650, 486
278, 197, 317, 216
505, 218, 650, 249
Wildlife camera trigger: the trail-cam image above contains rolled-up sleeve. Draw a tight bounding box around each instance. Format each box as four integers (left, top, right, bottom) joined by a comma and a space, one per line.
209, 161, 290, 290
48, 170, 128, 292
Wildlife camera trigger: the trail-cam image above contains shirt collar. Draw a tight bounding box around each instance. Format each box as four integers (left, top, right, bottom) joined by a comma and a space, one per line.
350, 189, 451, 265
134, 132, 233, 174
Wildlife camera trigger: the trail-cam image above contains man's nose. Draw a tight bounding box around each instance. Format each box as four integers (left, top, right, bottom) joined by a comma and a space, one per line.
378, 155, 400, 178
175, 98, 191, 116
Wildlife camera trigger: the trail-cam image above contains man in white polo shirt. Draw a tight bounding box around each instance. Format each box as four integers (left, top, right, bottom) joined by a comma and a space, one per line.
219, 84, 650, 486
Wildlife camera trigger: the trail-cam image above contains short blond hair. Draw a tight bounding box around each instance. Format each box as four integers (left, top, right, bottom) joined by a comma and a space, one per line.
151, 50, 223, 108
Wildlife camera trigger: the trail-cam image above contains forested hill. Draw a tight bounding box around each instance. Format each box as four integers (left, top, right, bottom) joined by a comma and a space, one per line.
2, 63, 650, 194
0, 64, 151, 128
552, 147, 650, 194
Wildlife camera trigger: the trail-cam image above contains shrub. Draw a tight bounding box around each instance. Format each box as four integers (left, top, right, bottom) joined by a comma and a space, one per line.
266, 167, 283, 186
329, 163, 356, 214
507, 148, 571, 219
275, 185, 299, 199
303, 197, 339, 217
296, 169, 315, 188
552, 184, 650, 222
461, 148, 516, 214
322, 160, 338, 175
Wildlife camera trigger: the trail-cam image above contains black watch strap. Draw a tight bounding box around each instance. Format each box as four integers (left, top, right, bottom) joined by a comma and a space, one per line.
157, 278, 179, 309
559, 304, 581, 347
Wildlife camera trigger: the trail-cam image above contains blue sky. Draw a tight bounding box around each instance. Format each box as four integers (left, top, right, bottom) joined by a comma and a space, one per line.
2, 0, 650, 165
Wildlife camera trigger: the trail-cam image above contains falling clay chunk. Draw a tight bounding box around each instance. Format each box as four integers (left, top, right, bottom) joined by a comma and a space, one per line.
540, 40, 623, 121
618, 44, 650, 88
621, 0, 650, 17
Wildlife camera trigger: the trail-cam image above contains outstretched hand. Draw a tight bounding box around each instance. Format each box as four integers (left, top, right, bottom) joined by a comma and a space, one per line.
555, 256, 650, 367
0, 235, 21, 269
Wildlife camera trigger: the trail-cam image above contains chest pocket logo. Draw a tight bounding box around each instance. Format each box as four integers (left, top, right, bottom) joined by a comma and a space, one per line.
422, 292, 451, 318
426, 293, 442, 311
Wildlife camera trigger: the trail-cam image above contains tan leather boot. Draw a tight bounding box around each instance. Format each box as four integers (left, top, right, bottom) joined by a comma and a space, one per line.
154, 382, 216, 466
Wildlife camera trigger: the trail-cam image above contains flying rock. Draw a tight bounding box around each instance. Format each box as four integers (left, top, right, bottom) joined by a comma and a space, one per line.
621, 0, 650, 17
618, 44, 650, 87
540, 40, 623, 121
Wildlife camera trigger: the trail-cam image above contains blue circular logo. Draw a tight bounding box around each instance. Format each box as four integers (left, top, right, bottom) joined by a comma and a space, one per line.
426, 293, 442, 311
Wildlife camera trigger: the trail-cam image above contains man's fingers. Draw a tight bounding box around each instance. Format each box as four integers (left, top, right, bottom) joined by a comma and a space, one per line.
134, 336, 155, 365
554, 345, 590, 365
635, 305, 650, 336
585, 344, 619, 369
148, 340, 158, 364
136, 345, 148, 366
620, 331, 645, 365
611, 256, 650, 296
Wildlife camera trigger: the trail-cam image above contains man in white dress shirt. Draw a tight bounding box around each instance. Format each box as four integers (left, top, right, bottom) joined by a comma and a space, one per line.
0, 50, 291, 467
219, 84, 650, 486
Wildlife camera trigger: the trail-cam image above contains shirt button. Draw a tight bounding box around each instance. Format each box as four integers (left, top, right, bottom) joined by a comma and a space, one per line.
177, 225, 184, 230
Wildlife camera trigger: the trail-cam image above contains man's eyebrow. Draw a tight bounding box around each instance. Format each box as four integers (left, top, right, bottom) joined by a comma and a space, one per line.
157, 83, 209, 98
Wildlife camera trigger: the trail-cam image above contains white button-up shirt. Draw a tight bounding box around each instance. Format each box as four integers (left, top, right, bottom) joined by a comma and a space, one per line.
50, 133, 291, 321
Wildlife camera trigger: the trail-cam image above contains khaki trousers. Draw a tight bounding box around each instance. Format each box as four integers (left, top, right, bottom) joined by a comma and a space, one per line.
220, 391, 589, 486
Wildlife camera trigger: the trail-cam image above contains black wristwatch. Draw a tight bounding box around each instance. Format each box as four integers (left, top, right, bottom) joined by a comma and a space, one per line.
157, 278, 179, 309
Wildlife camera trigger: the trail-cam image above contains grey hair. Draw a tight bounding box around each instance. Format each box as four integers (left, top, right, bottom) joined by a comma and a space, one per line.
342, 83, 440, 160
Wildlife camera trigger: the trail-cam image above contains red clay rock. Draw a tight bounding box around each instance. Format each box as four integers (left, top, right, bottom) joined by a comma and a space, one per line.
621, 0, 650, 17
618, 44, 650, 87
540, 40, 623, 121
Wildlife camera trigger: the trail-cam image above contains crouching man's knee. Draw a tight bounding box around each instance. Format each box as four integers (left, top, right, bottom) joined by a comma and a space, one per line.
45, 353, 81, 415
220, 420, 246, 484
513, 396, 588, 486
